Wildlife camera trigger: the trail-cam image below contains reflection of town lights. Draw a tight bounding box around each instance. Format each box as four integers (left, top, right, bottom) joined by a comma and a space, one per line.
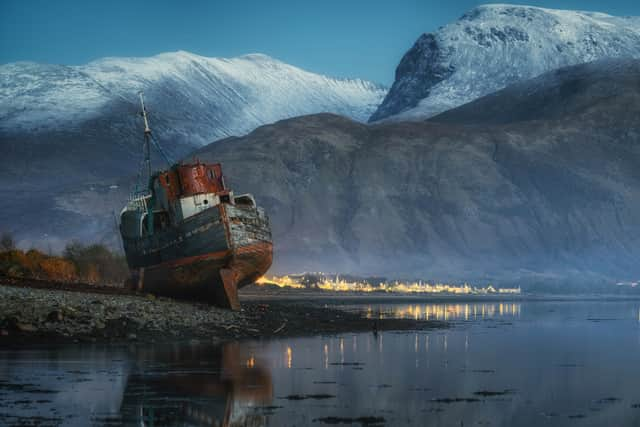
390, 303, 520, 321
286, 346, 292, 369
256, 275, 521, 294
246, 356, 255, 368
323, 343, 329, 369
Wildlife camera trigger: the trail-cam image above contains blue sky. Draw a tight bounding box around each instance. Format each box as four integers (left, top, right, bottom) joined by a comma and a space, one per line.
1, 0, 638, 84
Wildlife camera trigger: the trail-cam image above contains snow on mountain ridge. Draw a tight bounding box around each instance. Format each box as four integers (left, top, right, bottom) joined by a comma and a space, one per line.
1, 51, 386, 143
370, 3, 640, 122
0, 62, 111, 129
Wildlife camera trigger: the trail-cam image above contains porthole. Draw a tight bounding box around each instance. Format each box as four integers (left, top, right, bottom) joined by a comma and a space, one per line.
203, 199, 208, 205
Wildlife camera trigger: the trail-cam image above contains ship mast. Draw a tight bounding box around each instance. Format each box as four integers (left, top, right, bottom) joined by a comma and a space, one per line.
139, 91, 152, 181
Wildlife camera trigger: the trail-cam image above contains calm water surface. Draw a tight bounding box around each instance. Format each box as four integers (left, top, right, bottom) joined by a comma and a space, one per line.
2, 300, 640, 426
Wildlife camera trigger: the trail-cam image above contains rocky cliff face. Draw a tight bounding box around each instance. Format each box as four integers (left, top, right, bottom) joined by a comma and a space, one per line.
370, 4, 640, 122
195, 59, 640, 284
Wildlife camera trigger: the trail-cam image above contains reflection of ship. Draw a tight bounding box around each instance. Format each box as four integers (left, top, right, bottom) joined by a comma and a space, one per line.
120, 343, 273, 426
119, 93, 272, 309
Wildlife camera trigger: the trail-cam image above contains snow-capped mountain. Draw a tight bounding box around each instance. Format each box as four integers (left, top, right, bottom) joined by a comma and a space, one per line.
370, 4, 640, 122
1, 51, 386, 144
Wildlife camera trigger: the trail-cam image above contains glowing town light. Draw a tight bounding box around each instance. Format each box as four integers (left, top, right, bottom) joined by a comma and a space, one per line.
256, 274, 521, 294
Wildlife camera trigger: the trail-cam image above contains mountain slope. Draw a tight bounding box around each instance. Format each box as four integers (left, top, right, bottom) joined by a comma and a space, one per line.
192, 59, 640, 284
429, 58, 640, 125
370, 4, 640, 122
0, 51, 386, 189
2, 51, 385, 138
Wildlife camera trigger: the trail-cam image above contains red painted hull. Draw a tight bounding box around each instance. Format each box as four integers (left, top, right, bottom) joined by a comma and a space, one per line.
131, 241, 273, 310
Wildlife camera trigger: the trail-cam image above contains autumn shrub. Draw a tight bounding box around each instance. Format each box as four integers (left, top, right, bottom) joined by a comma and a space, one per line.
39, 257, 77, 282
24, 249, 47, 277
63, 241, 128, 284
0, 238, 128, 285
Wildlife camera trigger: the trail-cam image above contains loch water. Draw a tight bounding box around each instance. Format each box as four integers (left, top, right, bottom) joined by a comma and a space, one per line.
2, 300, 640, 426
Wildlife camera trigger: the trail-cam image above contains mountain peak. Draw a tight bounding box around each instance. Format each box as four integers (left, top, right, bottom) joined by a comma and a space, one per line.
466, 3, 615, 19
237, 52, 277, 62
370, 4, 640, 122
155, 49, 204, 61
151, 50, 278, 64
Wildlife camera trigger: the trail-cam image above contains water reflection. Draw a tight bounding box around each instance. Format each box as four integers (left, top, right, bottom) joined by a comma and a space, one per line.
121, 343, 272, 426
2, 301, 640, 427
363, 302, 521, 321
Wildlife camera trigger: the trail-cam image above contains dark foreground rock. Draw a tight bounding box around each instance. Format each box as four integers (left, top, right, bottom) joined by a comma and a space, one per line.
0, 284, 446, 346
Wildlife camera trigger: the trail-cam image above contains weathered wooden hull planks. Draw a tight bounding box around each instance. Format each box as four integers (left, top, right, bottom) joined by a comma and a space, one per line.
124, 203, 272, 310
133, 241, 272, 309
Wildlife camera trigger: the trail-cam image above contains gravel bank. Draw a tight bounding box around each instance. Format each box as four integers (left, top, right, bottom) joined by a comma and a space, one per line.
0, 284, 446, 345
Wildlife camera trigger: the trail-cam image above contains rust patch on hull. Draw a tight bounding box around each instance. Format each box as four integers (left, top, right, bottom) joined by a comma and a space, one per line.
135, 241, 273, 310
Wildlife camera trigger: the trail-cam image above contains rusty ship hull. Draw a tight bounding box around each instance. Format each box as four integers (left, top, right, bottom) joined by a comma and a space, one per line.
125, 204, 271, 309
124, 201, 272, 310
120, 161, 272, 310
120, 95, 271, 309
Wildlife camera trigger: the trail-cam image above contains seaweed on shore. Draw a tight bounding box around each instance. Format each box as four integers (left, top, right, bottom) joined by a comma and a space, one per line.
594, 397, 621, 404
314, 416, 385, 425
0, 283, 449, 345
431, 397, 481, 403
473, 389, 516, 397
281, 393, 336, 400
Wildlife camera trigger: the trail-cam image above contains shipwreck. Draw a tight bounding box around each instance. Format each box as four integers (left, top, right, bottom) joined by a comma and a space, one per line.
119, 93, 272, 309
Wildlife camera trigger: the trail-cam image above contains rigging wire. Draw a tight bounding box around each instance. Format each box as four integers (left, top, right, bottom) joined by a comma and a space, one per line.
133, 91, 174, 193
150, 132, 173, 167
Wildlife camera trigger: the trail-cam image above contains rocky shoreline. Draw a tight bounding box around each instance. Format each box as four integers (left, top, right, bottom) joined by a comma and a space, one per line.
0, 283, 447, 346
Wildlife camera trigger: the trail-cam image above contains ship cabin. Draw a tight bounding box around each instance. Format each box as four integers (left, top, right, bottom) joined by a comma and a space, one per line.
120, 162, 256, 240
